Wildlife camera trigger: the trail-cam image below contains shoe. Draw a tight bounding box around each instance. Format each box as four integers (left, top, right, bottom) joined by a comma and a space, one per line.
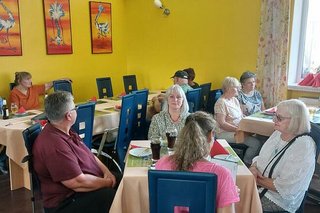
0, 167, 8, 175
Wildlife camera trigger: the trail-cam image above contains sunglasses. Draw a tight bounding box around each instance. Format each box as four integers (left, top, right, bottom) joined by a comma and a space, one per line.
273, 113, 291, 122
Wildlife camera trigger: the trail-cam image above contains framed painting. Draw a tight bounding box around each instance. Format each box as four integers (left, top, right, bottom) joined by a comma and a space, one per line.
0, 0, 22, 56
43, 0, 72, 54
89, 1, 112, 54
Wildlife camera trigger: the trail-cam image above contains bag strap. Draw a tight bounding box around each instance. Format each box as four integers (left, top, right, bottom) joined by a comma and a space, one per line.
259, 133, 310, 198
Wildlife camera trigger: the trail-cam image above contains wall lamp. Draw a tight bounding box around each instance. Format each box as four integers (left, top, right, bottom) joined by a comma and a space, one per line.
154, 0, 170, 16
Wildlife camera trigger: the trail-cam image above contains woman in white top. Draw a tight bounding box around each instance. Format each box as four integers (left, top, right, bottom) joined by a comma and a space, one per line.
237, 71, 265, 116
249, 99, 316, 213
214, 77, 263, 165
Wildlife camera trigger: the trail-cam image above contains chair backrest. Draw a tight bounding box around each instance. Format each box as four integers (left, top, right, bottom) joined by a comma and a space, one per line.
71, 102, 96, 149
9, 82, 15, 91
148, 170, 217, 213
199, 83, 212, 110
115, 94, 136, 170
123, 75, 138, 94
96, 77, 113, 98
132, 89, 149, 140
53, 80, 73, 94
21, 123, 42, 213
186, 88, 202, 113
310, 122, 320, 159
206, 89, 223, 114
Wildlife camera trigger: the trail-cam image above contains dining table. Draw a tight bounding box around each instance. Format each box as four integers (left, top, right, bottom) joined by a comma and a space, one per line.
109, 139, 263, 213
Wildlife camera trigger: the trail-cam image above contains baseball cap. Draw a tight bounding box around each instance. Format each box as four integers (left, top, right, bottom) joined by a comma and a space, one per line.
171, 70, 188, 79
240, 71, 256, 83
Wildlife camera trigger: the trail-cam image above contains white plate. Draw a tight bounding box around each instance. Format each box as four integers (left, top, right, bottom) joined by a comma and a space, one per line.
129, 148, 152, 158
214, 154, 239, 163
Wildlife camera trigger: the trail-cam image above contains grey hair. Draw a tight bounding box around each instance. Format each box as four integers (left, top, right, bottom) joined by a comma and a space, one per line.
222, 76, 240, 93
277, 99, 310, 134
162, 84, 189, 116
172, 111, 217, 171
45, 91, 74, 122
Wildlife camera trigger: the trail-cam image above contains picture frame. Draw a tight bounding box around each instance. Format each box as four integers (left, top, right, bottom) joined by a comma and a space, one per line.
89, 1, 112, 54
0, 0, 22, 56
43, 0, 73, 54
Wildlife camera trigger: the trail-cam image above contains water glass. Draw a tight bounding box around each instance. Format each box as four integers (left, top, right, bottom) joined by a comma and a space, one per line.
11, 103, 18, 114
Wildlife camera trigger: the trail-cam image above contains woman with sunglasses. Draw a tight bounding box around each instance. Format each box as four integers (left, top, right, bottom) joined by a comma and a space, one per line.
249, 99, 316, 212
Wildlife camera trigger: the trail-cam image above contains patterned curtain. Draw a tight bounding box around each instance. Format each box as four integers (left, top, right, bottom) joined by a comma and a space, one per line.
256, 0, 291, 108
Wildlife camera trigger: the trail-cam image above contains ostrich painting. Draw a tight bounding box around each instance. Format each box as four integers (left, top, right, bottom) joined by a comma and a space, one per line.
49, 1, 65, 45
95, 4, 109, 38
0, 0, 15, 47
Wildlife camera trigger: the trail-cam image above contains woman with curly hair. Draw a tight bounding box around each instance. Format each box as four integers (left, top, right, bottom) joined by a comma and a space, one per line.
155, 111, 239, 213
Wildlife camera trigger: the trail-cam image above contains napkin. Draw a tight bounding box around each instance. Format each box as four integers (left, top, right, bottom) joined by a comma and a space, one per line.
210, 140, 229, 157
17, 106, 26, 114
298, 73, 314, 86
89, 96, 97, 102
312, 73, 320, 87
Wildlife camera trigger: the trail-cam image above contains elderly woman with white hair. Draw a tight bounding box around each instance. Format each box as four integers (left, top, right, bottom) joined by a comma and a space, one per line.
148, 84, 190, 139
249, 99, 316, 213
214, 77, 263, 165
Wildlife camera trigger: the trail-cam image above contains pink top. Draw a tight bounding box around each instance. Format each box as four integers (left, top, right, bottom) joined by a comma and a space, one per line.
155, 156, 240, 208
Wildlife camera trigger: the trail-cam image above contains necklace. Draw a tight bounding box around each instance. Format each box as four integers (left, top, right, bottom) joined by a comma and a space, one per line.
169, 113, 180, 122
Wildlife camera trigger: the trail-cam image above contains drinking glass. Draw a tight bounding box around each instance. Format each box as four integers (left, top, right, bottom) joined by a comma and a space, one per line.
166, 126, 178, 151
150, 137, 161, 163
10, 103, 18, 114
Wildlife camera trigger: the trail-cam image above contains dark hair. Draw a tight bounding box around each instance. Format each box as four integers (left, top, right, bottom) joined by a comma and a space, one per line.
172, 111, 216, 171
183, 68, 195, 81
239, 71, 256, 84
14, 72, 32, 85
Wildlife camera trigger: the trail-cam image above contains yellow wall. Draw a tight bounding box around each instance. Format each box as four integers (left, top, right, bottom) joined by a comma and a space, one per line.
125, 0, 261, 90
0, 0, 127, 102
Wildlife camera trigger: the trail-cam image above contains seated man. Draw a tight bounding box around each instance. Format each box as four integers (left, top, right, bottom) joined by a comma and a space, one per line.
171, 70, 193, 93
33, 91, 117, 213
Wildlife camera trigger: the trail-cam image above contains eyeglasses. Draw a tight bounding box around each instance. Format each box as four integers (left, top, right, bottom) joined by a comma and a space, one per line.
70, 106, 78, 112
273, 113, 291, 122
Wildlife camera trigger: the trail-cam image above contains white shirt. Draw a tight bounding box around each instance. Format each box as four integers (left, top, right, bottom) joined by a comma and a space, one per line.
252, 130, 316, 213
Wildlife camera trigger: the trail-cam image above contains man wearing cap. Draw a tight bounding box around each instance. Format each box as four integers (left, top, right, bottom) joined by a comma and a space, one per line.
171, 70, 193, 93
237, 71, 265, 116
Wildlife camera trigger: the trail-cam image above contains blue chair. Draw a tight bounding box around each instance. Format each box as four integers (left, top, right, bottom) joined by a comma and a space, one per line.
96, 77, 113, 98
71, 102, 95, 149
305, 122, 320, 208
123, 75, 138, 94
206, 89, 223, 114
21, 123, 42, 213
148, 170, 217, 213
186, 88, 202, 113
132, 89, 149, 140
199, 83, 211, 111
53, 80, 73, 94
114, 94, 136, 170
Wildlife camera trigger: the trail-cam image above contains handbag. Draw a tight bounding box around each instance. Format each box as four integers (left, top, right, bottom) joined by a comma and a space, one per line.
259, 133, 310, 198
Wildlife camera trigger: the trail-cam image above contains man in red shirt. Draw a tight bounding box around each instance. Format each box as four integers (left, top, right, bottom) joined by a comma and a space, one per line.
33, 91, 116, 212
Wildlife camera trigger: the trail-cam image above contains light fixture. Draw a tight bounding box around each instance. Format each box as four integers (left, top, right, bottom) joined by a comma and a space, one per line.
154, 0, 170, 16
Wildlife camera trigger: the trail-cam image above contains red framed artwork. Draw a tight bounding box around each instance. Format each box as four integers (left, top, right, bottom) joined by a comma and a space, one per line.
89, 1, 112, 54
0, 0, 22, 56
43, 0, 72, 54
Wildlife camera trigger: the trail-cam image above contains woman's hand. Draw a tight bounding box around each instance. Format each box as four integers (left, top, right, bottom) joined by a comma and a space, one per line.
249, 164, 262, 181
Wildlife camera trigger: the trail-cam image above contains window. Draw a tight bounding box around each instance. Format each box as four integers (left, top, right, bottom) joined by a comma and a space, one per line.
288, 0, 320, 89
